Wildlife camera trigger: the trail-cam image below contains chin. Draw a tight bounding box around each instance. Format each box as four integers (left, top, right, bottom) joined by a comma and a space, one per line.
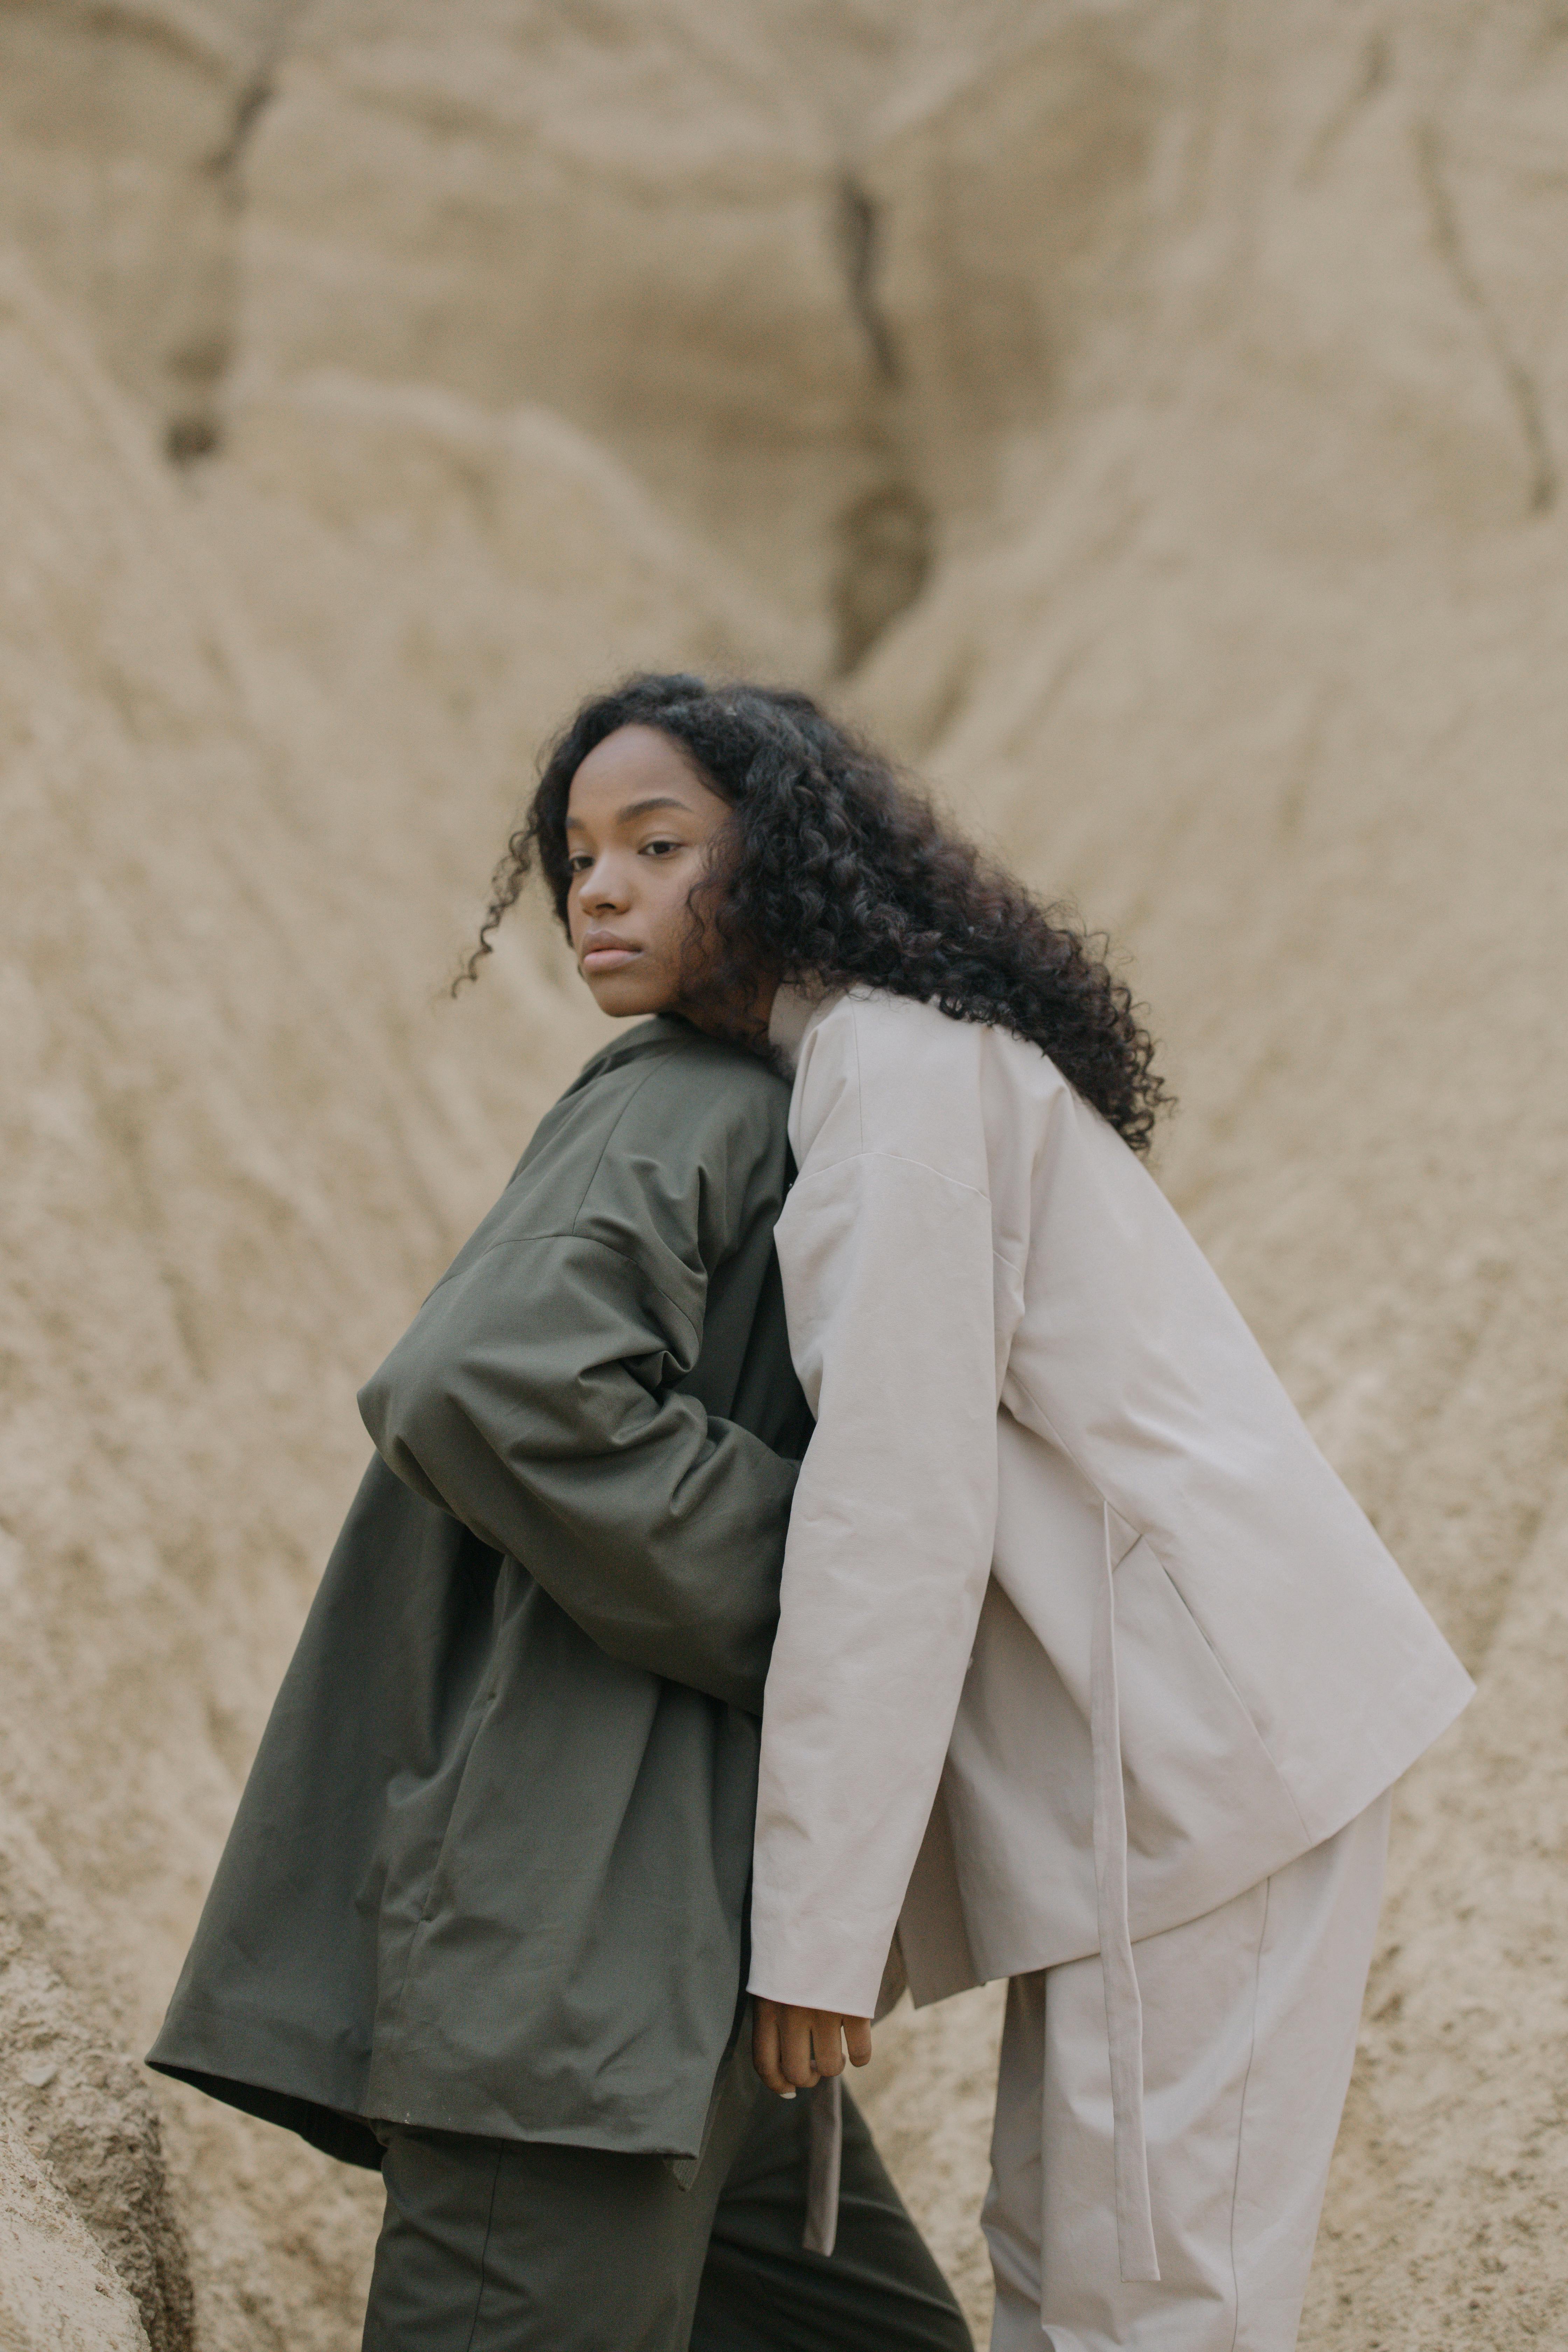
586, 976, 674, 1020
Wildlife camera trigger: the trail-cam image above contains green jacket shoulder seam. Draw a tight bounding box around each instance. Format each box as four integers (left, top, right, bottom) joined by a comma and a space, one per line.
424, 1228, 702, 1353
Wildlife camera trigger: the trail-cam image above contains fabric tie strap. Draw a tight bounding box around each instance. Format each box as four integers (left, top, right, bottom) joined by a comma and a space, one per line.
803, 2073, 843, 2255
799, 1924, 906, 2254
1089, 1499, 1161, 2286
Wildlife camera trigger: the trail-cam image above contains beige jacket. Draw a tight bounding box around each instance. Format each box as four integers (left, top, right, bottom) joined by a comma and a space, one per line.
749, 982, 1471, 2016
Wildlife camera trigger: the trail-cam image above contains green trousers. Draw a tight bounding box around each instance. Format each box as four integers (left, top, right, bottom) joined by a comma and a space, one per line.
362, 2042, 973, 2352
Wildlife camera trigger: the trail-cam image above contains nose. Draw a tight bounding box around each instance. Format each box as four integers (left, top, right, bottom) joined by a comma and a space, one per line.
578, 854, 629, 914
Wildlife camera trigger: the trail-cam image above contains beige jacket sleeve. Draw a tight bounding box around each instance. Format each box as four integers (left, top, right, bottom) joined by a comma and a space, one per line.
747, 1001, 1003, 2017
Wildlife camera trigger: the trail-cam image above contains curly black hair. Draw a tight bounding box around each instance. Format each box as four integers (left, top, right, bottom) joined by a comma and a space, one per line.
459, 673, 1170, 1153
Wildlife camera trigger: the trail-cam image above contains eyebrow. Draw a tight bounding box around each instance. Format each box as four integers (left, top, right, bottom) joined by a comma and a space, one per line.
564, 795, 696, 832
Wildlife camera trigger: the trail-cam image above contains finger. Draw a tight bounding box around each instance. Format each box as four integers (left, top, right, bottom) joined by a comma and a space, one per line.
779, 2008, 821, 2091
751, 2000, 795, 2099
810, 2012, 846, 2078
844, 2015, 874, 2068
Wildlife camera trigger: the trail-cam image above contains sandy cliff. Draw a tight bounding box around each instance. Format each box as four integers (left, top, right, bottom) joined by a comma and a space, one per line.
0, 4, 1563, 2345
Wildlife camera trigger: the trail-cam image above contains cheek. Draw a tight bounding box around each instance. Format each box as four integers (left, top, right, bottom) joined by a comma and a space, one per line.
645, 865, 705, 957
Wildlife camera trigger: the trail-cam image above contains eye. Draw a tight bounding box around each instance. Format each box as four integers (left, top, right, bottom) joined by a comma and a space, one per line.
641, 837, 683, 858
566, 852, 594, 874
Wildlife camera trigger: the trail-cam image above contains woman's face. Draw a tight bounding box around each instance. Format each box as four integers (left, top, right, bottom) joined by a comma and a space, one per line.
564, 724, 737, 1023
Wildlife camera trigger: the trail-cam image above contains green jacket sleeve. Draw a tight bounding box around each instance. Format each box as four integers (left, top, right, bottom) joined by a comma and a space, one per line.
357, 1225, 797, 1715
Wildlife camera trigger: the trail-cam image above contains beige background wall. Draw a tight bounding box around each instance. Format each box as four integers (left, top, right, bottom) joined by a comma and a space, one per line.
0, 4, 1564, 2345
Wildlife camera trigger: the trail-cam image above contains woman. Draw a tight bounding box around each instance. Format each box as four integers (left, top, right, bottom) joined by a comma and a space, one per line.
148, 701, 972, 2351
454, 673, 1472, 2352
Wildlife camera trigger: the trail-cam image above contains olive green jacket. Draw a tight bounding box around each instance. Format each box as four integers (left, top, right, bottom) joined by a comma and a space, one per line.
148, 1018, 811, 2169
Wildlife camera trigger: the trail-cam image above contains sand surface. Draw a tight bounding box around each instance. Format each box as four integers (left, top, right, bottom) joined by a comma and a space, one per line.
0, 5, 1563, 2344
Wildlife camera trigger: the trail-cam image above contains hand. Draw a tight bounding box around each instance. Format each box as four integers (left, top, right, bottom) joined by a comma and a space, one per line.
752, 1997, 873, 2097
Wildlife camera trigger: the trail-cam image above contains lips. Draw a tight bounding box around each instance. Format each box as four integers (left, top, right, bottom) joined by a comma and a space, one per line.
580, 933, 642, 974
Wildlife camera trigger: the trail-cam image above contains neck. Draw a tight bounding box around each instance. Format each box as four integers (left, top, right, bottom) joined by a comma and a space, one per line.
670, 977, 778, 1048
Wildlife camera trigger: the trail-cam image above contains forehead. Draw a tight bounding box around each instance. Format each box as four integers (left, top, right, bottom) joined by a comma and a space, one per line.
565, 725, 710, 825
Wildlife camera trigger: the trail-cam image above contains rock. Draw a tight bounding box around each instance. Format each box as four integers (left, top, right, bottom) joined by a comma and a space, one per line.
0, 0, 289, 456
0, 223, 783, 2350
0, 4, 1565, 2347
0, 2110, 149, 2352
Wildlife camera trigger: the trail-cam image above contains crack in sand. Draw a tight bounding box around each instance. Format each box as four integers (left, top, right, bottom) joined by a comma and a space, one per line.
1414, 116, 1557, 518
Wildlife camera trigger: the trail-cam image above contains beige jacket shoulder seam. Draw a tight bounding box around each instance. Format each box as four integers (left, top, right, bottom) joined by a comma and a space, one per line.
786, 1146, 991, 1208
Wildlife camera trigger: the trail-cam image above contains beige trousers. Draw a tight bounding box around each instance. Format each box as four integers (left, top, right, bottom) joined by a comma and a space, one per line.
983, 1792, 1391, 2351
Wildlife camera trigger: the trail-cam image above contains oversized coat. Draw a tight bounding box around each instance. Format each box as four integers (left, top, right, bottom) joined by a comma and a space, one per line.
748, 986, 1474, 2024
149, 1017, 812, 2169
